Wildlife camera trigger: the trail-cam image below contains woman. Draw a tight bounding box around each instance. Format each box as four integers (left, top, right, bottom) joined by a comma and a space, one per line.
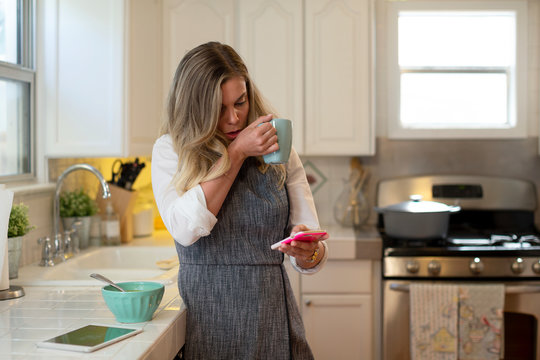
152, 41, 329, 359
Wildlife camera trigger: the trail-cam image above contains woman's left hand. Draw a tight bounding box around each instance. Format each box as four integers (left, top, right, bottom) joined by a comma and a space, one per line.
277, 224, 328, 268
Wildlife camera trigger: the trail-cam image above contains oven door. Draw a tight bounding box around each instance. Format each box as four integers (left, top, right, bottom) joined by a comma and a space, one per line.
383, 280, 540, 360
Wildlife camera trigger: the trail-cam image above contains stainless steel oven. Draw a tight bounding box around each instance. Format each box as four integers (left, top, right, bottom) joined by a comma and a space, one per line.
378, 175, 540, 360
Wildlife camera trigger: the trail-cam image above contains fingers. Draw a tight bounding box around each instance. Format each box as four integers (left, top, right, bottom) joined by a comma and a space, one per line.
250, 114, 273, 127
232, 114, 279, 157
278, 240, 319, 260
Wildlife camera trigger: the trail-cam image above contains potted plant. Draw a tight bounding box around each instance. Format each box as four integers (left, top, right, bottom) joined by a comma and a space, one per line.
59, 188, 98, 250
8, 203, 34, 279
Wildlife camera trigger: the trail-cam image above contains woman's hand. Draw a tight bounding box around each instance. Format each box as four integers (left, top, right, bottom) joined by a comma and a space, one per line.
278, 224, 328, 268
228, 114, 279, 160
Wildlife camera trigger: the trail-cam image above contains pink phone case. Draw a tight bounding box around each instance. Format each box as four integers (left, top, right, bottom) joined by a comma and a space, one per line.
271, 230, 327, 250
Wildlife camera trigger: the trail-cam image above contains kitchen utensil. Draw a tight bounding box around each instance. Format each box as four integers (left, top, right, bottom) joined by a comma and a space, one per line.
101, 281, 164, 323
117, 158, 146, 190
90, 273, 126, 292
375, 195, 460, 240
110, 159, 123, 184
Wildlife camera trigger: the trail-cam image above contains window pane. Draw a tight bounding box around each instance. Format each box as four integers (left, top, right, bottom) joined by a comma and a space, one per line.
400, 72, 508, 128
0, 0, 19, 65
399, 11, 516, 67
0, 78, 31, 176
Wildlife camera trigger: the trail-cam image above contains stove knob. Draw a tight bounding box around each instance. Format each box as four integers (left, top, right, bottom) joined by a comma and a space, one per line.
406, 260, 420, 274
469, 257, 484, 275
427, 260, 441, 276
533, 261, 540, 274
511, 258, 525, 274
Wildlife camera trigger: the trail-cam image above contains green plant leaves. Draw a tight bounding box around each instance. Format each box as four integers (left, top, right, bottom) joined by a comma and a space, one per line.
8, 203, 34, 238
59, 188, 98, 217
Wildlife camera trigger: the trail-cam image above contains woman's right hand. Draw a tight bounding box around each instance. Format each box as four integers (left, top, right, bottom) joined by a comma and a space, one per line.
228, 114, 279, 160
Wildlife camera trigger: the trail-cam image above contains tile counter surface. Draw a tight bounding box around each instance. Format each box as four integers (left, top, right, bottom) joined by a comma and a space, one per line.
0, 284, 185, 360
1, 234, 185, 360
0, 285, 185, 360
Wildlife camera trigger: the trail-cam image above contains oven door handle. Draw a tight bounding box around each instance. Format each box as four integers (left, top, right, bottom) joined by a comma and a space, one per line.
389, 283, 540, 294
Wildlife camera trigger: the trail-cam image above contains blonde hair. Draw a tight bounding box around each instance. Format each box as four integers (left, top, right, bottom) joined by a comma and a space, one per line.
161, 42, 286, 193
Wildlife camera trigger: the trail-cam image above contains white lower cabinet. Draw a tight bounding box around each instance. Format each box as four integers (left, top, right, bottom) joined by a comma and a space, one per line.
301, 260, 375, 360
302, 294, 373, 360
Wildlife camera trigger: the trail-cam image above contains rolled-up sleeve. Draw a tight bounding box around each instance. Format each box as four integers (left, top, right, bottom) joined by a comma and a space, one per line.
151, 135, 217, 246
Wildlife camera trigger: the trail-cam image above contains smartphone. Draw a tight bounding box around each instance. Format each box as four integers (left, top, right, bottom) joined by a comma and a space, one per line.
271, 230, 327, 250
36, 324, 142, 353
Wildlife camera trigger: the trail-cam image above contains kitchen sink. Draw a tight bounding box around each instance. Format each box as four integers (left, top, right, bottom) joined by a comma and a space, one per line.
12, 246, 179, 287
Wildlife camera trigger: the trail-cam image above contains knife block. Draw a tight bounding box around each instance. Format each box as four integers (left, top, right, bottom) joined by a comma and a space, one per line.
96, 184, 138, 243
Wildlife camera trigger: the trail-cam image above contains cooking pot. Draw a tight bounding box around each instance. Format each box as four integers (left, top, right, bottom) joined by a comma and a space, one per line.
375, 195, 461, 240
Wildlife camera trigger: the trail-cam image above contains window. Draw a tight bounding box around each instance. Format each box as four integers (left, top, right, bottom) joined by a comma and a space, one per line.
387, 1, 527, 139
0, 0, 34, 180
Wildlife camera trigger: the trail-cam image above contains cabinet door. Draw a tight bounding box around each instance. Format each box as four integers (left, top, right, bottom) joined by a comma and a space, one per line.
302, 294, 373, 360
162, 0, 235, 93
302, 260, 372, 294
127, 0, 163, 156
42, 0, 124, 157
237, 0, 304, 153
305, 0, 374, 155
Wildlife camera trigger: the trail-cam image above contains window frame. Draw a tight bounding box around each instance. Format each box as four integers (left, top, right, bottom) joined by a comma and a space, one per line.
0, 0, 36, 182
386, 0, 528, 139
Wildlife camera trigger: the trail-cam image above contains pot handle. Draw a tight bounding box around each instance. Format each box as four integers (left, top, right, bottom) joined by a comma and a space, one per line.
449, 205, 461, 213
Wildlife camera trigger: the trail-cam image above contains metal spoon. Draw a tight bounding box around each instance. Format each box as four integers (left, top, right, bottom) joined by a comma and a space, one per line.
90, 273, 126, 292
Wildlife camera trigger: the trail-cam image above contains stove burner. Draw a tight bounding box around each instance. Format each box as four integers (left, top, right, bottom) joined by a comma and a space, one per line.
447, 234, 540, 247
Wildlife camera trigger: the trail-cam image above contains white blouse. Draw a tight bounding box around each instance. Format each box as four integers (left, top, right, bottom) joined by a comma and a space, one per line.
151, 134, 328, 274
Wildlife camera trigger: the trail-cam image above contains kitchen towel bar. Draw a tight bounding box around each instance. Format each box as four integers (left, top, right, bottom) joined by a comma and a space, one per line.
389, 283, 540, 294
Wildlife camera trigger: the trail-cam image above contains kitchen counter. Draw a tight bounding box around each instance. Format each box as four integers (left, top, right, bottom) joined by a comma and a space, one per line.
322, 224, 382, 260
1, 234, 186, 360
0, 226, 380, 359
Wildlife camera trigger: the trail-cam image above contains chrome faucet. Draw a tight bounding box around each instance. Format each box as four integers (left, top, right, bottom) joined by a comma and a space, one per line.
52, 164, 111, 261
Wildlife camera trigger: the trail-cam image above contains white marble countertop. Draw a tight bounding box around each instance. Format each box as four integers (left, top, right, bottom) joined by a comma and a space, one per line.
1, 234, 186, 360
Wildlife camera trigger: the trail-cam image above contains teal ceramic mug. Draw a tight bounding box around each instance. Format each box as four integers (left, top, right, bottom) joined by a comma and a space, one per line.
262, 118, 292, 164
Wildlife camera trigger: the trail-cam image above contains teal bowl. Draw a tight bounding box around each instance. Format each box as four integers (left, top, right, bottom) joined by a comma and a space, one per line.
101, 281, 165, 323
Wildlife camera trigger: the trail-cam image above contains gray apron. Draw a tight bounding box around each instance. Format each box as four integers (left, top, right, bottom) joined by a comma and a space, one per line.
175, 158, 314, 359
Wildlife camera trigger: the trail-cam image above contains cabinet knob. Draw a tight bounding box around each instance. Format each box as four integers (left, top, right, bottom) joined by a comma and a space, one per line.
304, 299, 312, 306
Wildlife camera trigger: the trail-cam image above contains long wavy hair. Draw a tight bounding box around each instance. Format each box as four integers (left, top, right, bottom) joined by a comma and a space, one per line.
160, 42, 286, 193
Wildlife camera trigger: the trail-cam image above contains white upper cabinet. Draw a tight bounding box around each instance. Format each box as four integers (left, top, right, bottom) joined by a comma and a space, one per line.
237, 0, 304, 153
162, 0, 236, 95
40, 0, 374, 157
39, 0, 162, 157
305, 0, 374, 155
237, 0, 374, 155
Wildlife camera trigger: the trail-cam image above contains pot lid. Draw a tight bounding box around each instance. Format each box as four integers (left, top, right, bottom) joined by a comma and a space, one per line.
383, 195, 456, 213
